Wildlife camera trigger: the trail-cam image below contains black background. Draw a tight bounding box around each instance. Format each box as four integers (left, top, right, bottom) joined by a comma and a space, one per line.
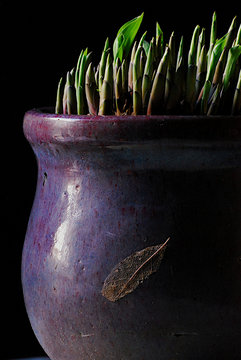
2, 1, 241, 359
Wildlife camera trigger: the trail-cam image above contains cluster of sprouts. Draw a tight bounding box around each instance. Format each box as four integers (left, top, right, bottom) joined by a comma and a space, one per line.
55, 12, 241, 116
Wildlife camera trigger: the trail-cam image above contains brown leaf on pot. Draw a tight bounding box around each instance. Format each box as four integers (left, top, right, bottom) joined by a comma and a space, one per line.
101, 237, 170, 302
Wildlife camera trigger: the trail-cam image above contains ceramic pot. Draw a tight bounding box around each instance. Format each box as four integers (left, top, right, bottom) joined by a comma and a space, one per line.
22, 109, 241, 360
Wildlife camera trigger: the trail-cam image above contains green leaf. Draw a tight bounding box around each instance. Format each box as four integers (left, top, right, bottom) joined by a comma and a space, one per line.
185, 26, 200, 111
143, 40, 150, 56
176, 36, 184, 70
55, 76, 64, 114
142, 41, 154, 110
196, 45, 207, 97
206, 33, 228, 82
201, 79, 211, 114
210, 11, 217, 48
75, 48, 91, 114
113, 13, 144, 63
147, 46, 169, 115
165, 32, 176, 104
133, 46, 143, 114
156, 22, 162, 38
85, 63, 99, 115
99, 38, 110, 91
207, 12, 217, 66
222, 45, 241, 92
98, 54, 113, 115
75, 49, 83, 89
232, 69, 241, 114
121, 59, 128, 94
196, 28, 205, 66
207, 83, 221, 115
66, 71, 77, 114
224, 16, 237, 50
138, 32, 147, 49
212, 48, 227, 86
188, 25, 200, 66
128, 41, 137, 92
235, 24, 241, 45
114, 66, 122, 115
156, 23, 164, 60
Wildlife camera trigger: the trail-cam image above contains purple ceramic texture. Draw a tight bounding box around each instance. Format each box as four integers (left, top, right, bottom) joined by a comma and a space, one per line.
22, 109, 241, 360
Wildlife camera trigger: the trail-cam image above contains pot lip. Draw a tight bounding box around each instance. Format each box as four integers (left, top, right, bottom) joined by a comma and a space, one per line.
25, 107, 241, 122
24, 107, 241, 144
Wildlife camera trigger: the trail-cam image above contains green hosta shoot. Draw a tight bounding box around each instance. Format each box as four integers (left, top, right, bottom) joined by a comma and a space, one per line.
142, 40, 155, 112
113, 13, 144, 63
207, 11, 217, 67
55, 12, 241, 116
85, 63, 99, 115
98, 53, 113, 115
147, 46, 169, 115
185, 25, 200, 112
55, 77, 64, 114
232, 70, 241, 114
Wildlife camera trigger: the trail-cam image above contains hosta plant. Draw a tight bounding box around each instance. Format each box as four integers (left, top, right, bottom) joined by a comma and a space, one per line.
55, 12, 241, 116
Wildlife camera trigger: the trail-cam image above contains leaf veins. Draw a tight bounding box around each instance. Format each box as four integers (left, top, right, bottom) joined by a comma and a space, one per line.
101, 237, 170, 302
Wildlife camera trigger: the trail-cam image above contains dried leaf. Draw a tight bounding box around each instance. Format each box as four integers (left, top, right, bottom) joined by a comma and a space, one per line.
101, 237, 170, 302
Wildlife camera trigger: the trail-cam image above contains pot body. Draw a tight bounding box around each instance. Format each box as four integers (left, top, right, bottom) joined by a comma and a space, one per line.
22, 110, 241, 360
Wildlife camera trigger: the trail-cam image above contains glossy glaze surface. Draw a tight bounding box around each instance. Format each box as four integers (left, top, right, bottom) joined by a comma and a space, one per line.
22, 110, 241, 359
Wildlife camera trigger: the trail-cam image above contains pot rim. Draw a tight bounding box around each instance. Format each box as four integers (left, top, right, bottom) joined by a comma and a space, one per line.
23, 107, 241, 144
25, 106, 241, 122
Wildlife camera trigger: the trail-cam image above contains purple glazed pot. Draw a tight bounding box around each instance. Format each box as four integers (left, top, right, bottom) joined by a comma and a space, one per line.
22, 109, 241, 360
